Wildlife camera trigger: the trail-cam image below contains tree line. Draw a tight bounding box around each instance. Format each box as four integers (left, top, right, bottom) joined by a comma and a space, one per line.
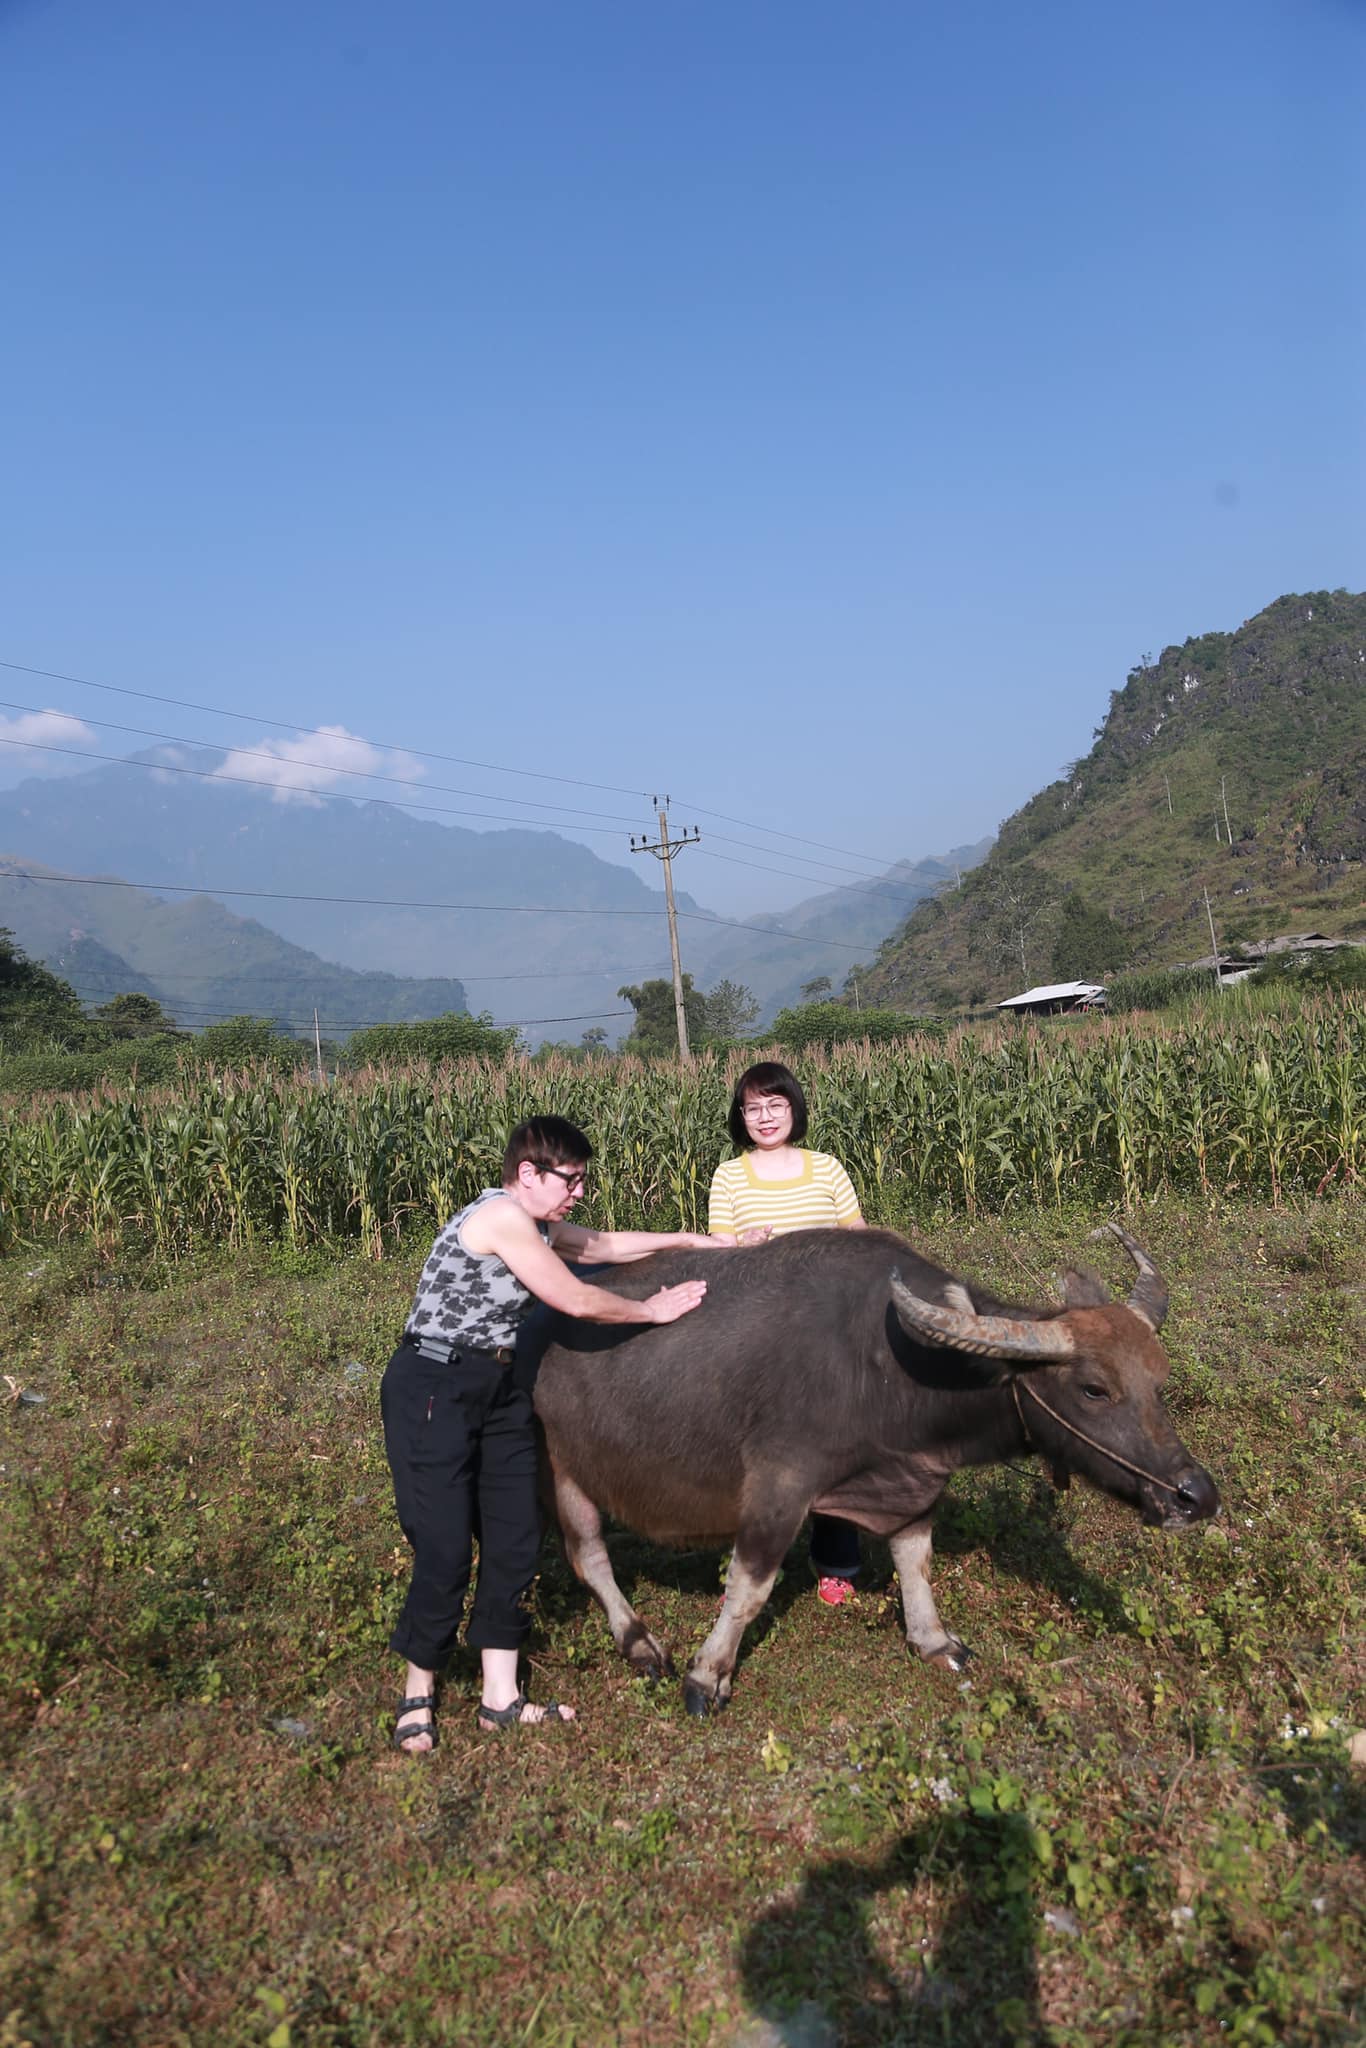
0, 930, 521, 1092
0, 930, 950, 1094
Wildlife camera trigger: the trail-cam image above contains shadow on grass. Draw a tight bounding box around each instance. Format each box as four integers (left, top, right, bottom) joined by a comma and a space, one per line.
933, 1472, 1132, 1635
1264, 1749, 1366, 1860
530, 1467, 1141, 1707
533, 1520, 825, 1682
738, 1813, 1045, 2048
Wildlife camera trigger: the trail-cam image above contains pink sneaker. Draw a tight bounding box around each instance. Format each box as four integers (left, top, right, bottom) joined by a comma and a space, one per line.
815, 1575, 856, 1607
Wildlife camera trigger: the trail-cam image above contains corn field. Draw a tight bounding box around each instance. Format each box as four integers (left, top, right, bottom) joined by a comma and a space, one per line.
1, 1000, 1362, 1257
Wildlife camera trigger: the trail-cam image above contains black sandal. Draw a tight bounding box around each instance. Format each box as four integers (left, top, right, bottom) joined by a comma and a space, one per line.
394, 1693, 438, 1753
476, 1690, 571, 1731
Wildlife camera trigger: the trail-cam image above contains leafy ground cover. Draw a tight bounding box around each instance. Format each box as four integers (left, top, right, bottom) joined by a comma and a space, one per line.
1, 1198, 1362, 2046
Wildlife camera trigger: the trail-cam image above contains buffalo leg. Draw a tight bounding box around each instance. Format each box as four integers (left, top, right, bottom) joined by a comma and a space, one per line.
888, 1515, 970, 1673
549, 1462, 674, 1681
683, 1504, 805, 1717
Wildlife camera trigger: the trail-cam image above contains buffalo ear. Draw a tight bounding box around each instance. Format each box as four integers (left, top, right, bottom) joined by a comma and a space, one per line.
1060, 1265, 1111, 1309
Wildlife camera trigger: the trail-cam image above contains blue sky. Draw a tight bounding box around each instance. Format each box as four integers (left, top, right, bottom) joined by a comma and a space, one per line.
1, 0, 1361, 916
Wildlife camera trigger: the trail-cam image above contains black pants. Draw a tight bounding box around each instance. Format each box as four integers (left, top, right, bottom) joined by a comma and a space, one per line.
381, 1341, 541, 1669
809, 1513, 862, 1581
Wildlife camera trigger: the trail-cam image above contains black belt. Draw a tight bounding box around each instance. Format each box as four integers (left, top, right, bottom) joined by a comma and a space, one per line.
405, 1333, 516, 1367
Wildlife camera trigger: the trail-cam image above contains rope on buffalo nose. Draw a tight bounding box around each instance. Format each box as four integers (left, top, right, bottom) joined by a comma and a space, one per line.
1010, 1377, 1185, 1497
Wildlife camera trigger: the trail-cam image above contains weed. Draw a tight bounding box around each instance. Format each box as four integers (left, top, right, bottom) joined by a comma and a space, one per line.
0, 1201, 1362, 2044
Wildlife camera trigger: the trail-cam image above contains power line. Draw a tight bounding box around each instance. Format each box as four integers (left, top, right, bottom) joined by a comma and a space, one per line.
669, 797, 911, 869
35, 959, 673, 986
0, 709, 929, 900
0, 863, 876, 951
0, 658, 652, 801
690, 844, 935, 907
0, 734, 641, 839
0, 652, 906, 872
0, 728, 933, 909
0, 699, 644, 831
61, 982, 634, 1030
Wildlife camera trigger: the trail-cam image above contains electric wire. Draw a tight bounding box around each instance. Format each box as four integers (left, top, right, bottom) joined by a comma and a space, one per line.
0, 735, 637, 837
26, 960, 673, 985
61, 986, 634, 1029
0, 864, 877, 952
0, 658, 653, 801
0, 700, 645, 830
0, 705, 926, 892
0, 653, 906, 871
0, 729, 933, 907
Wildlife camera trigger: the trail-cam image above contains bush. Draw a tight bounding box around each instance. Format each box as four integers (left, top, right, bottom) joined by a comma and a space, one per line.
0, 1036, 187, 1096
343, 1012, 520, 1065
1105, 967, 1211, 1014
189, 1017, 315, 1071
1252, 946, 1366, 993
769, 1000, 946, 1051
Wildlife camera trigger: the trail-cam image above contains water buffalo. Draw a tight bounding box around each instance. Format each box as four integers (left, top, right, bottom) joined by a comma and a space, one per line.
531, 1222, 1218, 1715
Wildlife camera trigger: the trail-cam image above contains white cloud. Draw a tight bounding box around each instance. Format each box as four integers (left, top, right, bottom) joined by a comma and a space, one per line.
218, 726, 425, 805
0, 709, 101, 783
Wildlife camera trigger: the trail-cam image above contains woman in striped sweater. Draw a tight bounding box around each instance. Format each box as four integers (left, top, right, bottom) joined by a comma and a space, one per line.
707, 1060, 867, 1605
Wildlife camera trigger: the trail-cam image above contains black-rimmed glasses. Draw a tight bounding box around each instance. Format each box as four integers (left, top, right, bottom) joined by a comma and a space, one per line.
537, 1164, 588, 1191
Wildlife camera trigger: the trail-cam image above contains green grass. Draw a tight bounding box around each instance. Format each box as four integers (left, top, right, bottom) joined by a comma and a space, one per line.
1, 1198, 1363, 2045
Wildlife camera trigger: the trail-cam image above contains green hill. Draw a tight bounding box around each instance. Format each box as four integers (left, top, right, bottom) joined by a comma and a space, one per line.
0, 860, 472, 1038
861, 590, 1366, 1010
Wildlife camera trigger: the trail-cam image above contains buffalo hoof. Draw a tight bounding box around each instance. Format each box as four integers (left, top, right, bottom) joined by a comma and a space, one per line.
921, 1635, 971, 1674
627, 1648, 674, 1683
622, 1625, 673, 1682
683, 1680, 725, 1718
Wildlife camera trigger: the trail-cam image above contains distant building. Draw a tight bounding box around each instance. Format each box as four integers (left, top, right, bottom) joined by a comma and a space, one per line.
1181, 932, 1349, 987
996, 980, 1107, 1017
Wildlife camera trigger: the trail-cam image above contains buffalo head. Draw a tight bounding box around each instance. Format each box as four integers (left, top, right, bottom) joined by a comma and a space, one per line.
889, 1224, 1218, 1530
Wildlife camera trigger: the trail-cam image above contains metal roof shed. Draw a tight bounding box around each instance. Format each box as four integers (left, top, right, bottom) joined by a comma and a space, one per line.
996, 981, 1108, 1016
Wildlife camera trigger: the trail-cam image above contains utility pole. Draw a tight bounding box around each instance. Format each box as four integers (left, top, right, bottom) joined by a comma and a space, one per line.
1220, 776, 1232, 845
313, 1008, 325, 1085
1203, 888, 1223, 991
631, 797, 701, 1063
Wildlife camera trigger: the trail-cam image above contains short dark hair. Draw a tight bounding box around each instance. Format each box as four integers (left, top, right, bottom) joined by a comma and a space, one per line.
727, 1061, 809, 1149
502, 1115, 594, 1185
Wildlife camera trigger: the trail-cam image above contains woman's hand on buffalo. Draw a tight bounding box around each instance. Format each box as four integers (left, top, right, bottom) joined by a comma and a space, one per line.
645, 1280, 709, 1322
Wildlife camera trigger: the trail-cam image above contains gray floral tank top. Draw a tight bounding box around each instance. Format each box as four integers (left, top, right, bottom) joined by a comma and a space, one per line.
405, 1189, 551, 1352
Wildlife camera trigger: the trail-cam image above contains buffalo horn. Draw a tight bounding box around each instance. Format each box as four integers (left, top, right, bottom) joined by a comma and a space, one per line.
889, 1270, 1076, 1362
1093, 1221, 1170, 1331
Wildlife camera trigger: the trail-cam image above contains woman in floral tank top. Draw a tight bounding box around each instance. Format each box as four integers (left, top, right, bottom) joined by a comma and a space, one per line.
384, 1115, 732, 1753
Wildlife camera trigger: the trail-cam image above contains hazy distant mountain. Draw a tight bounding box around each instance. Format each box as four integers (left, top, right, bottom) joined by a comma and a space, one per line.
683, 842, 993, 1019
0, 754, 697, 1038
0, 753, 988, 1038
0, 859, 471, 1036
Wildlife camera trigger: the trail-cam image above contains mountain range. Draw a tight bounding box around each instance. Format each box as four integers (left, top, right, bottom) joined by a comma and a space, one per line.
0, 859, 472, 1037
6, 589, 1357, 1038
0, 753, 984, 1039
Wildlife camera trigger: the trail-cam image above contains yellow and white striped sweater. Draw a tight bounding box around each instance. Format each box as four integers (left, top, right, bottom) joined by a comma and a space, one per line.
707, 1149, 862, 1238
